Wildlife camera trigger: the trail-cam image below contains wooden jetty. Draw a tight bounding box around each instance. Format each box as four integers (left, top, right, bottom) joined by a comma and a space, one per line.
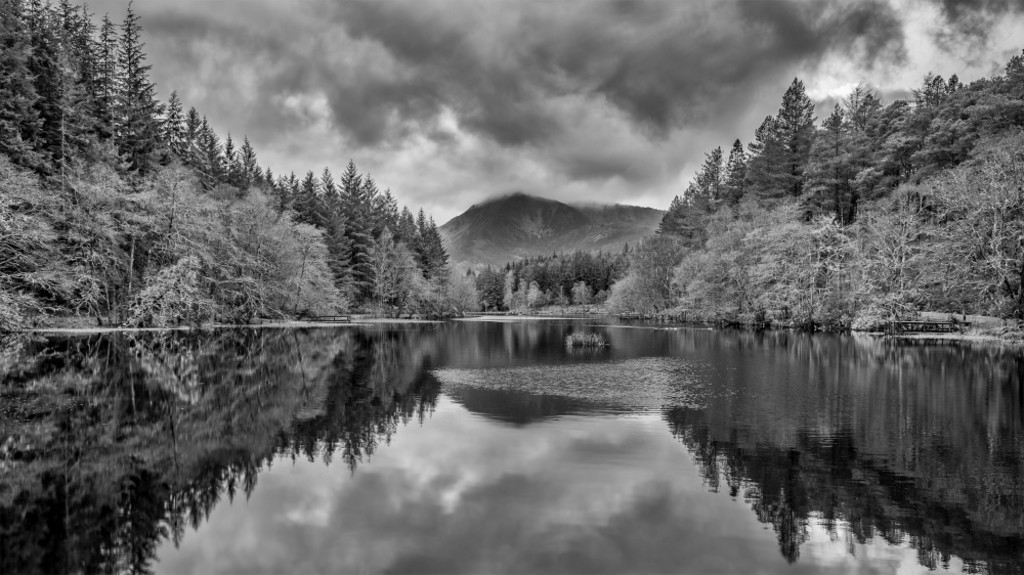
886, 319, 969, 334
617, 311, 688, 322
304, 314, 352, 323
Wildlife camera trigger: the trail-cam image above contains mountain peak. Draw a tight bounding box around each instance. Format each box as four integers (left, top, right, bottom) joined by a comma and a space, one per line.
466, 192, 564, 211
439, 196, 664, 268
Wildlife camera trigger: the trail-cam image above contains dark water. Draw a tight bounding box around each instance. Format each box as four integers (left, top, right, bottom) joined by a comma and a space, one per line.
2, 319, 1023, 574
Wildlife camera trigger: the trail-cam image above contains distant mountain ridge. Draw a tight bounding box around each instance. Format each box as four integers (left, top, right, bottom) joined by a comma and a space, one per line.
439, 193, 663, 268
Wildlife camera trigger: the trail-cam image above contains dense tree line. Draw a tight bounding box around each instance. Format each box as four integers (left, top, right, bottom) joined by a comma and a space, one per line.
473, 249, 628, 311
615, 51, 1024, 330
0, 0, 457, 329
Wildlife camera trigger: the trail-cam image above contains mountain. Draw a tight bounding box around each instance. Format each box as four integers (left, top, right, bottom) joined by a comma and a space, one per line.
439, 193, 664, 267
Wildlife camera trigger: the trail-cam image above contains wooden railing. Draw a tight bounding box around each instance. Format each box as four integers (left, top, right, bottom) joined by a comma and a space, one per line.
617, 312, 688, 321
887, 319, 969, 334
304, 315, 352, 323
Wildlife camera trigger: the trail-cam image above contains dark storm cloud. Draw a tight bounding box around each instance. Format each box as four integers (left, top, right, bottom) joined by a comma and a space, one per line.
130, 7, 332, 144
319, 0, 565, 147
320, 0, 908, 149
89, 0, 1023, 218
594, 0, 907, 132
929, 0, 1024, 40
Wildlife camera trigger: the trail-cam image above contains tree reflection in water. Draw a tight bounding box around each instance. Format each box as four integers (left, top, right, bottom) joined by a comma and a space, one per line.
0, 328, 439, 575
1, 324, 1023, 574
664, 330, 1024, 573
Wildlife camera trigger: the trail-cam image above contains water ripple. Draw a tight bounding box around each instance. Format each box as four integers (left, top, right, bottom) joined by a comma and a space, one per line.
432, 357, 711, 413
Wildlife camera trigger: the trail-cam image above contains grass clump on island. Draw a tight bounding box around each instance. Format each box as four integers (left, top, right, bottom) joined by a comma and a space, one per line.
566, 332, 609, 348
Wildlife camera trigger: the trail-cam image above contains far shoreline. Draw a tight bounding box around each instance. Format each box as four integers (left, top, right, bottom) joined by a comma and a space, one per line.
14, 317, 446, 335
10, 313, 1023, 349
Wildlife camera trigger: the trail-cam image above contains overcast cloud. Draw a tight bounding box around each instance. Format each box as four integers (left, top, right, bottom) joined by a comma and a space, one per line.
89, 0, 1024, 222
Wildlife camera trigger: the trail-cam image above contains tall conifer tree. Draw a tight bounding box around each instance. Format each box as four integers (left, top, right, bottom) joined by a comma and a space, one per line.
239, 136, 258, 189
776, 78, 816, 197
163, 91, 186, 157
723, 139, 747, 205
0, 0, 43, 168
116, 2, 162, 174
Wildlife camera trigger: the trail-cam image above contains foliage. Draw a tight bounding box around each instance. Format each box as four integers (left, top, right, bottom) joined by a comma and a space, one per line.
490, 249, 627, 312
570, 280, 592, 305
565, 332, 608, 347
446, 270, 481, 314
928, 133, 1024, 319
0, 288, 27, 331
607, 235, 686, 313
0, 0, 449, 324
475, 266, 505, 310
127, 256, 210, 327
644, 51, 1024, 329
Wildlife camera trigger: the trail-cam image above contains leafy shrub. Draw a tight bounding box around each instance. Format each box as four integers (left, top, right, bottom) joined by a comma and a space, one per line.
0, 289, 26, 332
565, 332, 608, 348
127, 256, 213, 327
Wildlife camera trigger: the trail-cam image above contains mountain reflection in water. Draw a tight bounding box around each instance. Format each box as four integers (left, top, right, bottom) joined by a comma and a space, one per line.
1, 322, 1022, 574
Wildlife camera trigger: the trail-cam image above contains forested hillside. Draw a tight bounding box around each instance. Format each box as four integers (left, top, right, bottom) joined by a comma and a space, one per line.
439, 193, 663, 268
602, 51, 1024, 331
0, 1, 463, 330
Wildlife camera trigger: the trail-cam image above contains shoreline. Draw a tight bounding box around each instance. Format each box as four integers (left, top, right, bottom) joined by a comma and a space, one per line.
13, 317, 446, 335
10, 314, 1022, 348
877, 332, 1015, 345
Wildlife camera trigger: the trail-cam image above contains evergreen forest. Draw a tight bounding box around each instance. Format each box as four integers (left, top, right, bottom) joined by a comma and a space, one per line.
0, 0, 463, 330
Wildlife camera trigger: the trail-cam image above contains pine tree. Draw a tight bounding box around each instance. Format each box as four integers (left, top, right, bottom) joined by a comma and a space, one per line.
94, 13, 117, 141
269, 169, 293, 212
339, 159, 374, 298
914, 73, 947, 108
775, 78, 816, 197
745, 115, 785, 201
418, 216, 449, 280
197, 117, 222, 190
658, 196, 685, 236
380, 189, 399, 232
691, 146, 724, 205
396, 206, 418, 245
946, 74, 962, 94
316, 166, 341, 248
239, 136, 257, 189
804, 104, 855, 223
319, 166, 335, 197
323, 208, 354, 295
0, 0, 43, 168
116, 2, 162, 174
223, 133, 241, 187
723, 139, 747, 205
843, 84, 881, 135
414, 208, 428, 261
54, 0, 101, 163
182, 105, 201, 167
339, 159, 362, 197
26, 0, 62, 171
361, 173, 382, 235
163, 91, 186, 157
294, 170, 323, 227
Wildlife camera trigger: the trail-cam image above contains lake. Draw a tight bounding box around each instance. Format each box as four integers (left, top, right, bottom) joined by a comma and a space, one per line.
2, 319, 1023, 574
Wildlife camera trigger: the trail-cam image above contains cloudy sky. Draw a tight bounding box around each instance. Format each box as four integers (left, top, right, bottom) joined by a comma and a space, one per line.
91, 0, 1024, 223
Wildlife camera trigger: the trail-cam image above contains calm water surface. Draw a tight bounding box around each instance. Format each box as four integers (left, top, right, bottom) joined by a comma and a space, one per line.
2, 319, 1023, 574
